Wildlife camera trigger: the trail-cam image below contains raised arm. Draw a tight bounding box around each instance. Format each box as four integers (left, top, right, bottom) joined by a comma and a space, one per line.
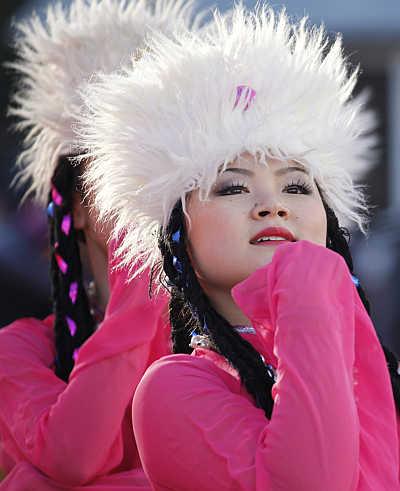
132, 241, 360, 491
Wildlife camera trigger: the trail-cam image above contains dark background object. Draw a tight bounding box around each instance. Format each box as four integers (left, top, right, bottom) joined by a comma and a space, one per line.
0, 0, 51, 326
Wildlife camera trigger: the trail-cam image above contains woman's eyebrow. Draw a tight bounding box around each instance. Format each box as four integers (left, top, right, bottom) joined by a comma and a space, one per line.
223, 167, 253, 176
223, 165, 309, 177
274, 166, 309, 176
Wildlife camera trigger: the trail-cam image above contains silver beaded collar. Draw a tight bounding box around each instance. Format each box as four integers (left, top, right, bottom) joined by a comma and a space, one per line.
234, 326, 256, 335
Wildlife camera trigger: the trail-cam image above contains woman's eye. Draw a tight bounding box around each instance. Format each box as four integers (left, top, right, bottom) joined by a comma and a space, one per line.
216, 183, 250, 196
283, 180, 312, 195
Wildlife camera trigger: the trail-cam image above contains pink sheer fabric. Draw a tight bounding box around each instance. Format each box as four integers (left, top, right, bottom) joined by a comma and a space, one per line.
0, 242, 170, 489
132, 241, 400, 491
0, 462, 150, 491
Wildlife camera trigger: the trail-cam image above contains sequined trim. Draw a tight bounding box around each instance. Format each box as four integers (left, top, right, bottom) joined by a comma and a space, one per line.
265, 363, 276, 381
190, 334, 217, 351
234, 326, 256, 335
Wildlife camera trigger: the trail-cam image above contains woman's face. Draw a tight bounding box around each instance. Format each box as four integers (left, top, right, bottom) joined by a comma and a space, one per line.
186, 154, 327, 293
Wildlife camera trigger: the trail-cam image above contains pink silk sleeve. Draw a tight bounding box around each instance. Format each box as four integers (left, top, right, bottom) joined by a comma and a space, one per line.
132, 241, 360, 491
0, 253, 169, 486
0, 461, 151, 491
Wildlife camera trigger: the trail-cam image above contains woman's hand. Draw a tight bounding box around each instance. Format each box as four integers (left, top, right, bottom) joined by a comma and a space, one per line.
232, 239, 353, 330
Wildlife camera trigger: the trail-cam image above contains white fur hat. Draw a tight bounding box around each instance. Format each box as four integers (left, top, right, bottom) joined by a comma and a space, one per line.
80, 4, 377, 277
9, 0, 203, 204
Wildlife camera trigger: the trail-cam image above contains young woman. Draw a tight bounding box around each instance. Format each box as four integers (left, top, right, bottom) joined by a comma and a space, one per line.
0, 0, 203, 489
79, 4, 400, 490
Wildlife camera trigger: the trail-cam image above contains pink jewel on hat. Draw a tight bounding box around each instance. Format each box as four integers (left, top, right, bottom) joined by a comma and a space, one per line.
66, 316, 77, 336
73, 348, 80, 362
61, 214, 72, 235
234, 85, 257, 111
55, 253, 68, 274
51, 186, 63, 206
69, 282, 78, 304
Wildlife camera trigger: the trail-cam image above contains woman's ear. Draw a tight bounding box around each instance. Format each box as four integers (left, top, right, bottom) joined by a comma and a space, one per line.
72, 191, 88, 230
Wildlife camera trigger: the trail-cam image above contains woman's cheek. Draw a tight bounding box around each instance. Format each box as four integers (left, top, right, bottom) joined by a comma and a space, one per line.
295, 205, 327, 246
188, 212, 240, 282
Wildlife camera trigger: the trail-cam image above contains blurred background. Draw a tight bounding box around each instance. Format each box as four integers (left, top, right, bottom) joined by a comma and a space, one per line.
0, 0, 399, 353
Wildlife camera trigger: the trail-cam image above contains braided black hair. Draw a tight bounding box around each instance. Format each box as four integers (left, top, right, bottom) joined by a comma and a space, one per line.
159, 200, 400, 419
159, 202, 275, 418
49, 156, 96, 381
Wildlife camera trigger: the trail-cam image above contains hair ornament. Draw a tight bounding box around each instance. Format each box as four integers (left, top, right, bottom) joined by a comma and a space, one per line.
47, 201, 55, 217
51, 186, 63, 206
69, 281, 78, 304
172, 229, 181, 243
234, 85, 257, 112
202, 319, 209, 333
55, 253, 68, 274
189, 334, 213, 349
258, 353, 276, 381
61, 214, 72, 236
265, 363, 276, 382
351, 274, 360, 287
172, 256, 183, 274
66, 316, 77, 336
72, 348, 80, 362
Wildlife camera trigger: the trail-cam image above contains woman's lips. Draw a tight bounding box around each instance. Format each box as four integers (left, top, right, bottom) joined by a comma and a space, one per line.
249, 226, 296, 245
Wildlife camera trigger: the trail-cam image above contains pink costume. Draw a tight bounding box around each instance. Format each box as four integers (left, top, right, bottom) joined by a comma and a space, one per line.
132, 241, 400, 490
0, 243, 170, 490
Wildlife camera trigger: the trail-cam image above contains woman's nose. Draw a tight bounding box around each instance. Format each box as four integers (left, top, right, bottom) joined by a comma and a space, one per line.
251, 200, 290, 220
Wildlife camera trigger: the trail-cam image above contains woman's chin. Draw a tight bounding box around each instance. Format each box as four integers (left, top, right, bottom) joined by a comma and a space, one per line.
232, 255, 275, 286
251, 249, 276, 269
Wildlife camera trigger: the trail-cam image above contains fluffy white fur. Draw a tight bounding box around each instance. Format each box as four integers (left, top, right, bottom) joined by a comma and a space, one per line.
80, 4, 377, 277
9, 0, 202, 204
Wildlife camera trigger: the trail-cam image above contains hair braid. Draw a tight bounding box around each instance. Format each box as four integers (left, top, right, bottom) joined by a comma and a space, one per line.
49, 157, 96, 381
159, 203, 275, 418
325, 204, 400, 413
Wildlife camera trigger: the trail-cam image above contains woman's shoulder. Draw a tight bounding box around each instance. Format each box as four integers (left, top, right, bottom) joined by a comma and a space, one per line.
0, 315, 55, 363
1, 314, 54, 340
135, 350, 245, 413
145, 349, 240, 382
132, 353, 266, 491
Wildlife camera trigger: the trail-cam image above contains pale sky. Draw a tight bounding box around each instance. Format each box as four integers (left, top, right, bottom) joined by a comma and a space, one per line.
13, 0, 400, 40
